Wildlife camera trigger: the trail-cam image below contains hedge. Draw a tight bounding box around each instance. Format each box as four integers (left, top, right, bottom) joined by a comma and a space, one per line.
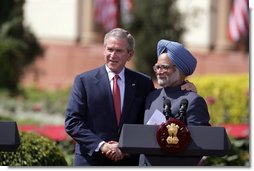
189, 74, 249, 124
0, 132, 67, 166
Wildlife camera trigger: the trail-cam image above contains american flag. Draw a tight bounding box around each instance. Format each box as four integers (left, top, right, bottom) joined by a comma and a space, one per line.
94, 0, 119, 32
228, 0, 249, 42
94, 0, 133, 32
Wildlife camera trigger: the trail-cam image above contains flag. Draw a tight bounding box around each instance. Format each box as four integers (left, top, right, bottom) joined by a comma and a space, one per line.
120, 0, 133, 25
94, 0, 119, 32
228, 0, 249, 42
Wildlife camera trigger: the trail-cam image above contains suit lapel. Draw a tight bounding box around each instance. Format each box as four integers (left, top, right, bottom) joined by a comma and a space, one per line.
95, 66, 116, 121
121, 69, 137, 124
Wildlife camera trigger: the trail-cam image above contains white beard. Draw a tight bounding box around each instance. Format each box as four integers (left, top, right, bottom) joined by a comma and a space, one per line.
157, 69, 181, 88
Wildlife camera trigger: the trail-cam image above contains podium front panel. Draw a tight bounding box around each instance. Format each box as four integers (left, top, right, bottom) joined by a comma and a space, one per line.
0, 121, 20, 152
119, 124, 231, 157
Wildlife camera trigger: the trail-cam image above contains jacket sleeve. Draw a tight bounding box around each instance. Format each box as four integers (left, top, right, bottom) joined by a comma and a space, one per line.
186, 96, 211, 126
65, 75, 102, 156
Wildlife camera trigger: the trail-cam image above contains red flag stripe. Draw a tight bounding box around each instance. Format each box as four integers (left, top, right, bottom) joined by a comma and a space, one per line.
228, 0, 249, 42
94, 0, 119, 32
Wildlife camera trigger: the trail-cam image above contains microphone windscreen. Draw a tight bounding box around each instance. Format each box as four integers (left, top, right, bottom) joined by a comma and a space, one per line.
164, 98, 171, 107
180, 99, 188, 105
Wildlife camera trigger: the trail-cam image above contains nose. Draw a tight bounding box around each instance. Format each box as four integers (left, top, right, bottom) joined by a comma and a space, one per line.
156, 68, 166, 74
110, 50, 118, 57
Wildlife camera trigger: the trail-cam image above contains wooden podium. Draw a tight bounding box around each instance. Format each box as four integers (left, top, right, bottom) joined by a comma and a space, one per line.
119, 124, 231, 166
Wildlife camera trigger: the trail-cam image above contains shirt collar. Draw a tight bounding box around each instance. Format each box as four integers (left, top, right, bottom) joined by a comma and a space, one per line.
105, 65, 125, 81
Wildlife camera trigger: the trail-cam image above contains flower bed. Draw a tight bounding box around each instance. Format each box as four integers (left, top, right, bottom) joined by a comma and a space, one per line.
18, 123, 249, 141
18, 125, 69, 141
222, 123, 249, 139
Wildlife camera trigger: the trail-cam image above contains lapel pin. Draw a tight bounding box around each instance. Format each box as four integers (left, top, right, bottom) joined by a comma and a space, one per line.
132, 83, 136, 86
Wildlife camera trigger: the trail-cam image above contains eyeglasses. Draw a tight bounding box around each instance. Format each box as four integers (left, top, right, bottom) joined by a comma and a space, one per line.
153, 64, 175, 72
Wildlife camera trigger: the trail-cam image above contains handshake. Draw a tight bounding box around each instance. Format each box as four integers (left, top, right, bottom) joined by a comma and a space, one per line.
100, 141, 128, 162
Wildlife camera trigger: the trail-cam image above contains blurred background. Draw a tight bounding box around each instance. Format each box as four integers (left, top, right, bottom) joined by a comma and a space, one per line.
0, 0, 249, 166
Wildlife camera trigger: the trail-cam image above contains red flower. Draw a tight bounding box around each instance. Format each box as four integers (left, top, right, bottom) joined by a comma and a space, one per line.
206, 96, 216, 105
18, 124, 69, 141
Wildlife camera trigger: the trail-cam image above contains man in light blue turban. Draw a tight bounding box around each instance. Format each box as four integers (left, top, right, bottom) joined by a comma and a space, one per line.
157, 39, 197, 76
139, 39, 210, 166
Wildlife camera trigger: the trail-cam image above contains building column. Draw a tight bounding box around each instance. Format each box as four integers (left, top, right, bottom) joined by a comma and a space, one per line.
214, 0, 234, 51
77, 0, 100, 44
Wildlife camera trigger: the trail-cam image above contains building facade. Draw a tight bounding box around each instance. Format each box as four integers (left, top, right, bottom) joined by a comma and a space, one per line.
22, 0, 249, 89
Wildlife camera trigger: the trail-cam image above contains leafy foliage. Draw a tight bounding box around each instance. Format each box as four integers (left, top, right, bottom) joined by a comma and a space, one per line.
21, 86, 70, 114
204, 137, 249, 166
0, 0, 43, 93
0, 86, 69, 121
189, 74, 249, 124
124, 0, 185, 77
56, 139, 75, 166
0, 132, 68, 166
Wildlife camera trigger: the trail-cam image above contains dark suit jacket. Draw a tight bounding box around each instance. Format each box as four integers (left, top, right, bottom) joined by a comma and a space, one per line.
65, 65, 154, 166
140, 82, 210, 166
143, 83, 210, 126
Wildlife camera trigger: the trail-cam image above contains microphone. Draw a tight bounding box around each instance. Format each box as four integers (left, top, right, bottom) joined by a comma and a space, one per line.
163, 97, 172, 120
178, 98, 188, 122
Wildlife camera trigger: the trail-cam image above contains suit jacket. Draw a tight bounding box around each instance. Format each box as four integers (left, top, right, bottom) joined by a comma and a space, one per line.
143, 83, 210, 126
140, 82, 210, 166
65, 65, 154, 166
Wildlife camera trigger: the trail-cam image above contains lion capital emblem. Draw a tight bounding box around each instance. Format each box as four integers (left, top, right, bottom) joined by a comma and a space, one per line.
166, 123, 179, 144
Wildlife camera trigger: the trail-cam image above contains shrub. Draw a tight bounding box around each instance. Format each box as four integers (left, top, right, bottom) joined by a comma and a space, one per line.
203, 137, 249, 166
189, 74, 249, 124
21, 86, 70, 114
0, 132, 67, 166
0, 87, 70, 122
56, 139, 75, 166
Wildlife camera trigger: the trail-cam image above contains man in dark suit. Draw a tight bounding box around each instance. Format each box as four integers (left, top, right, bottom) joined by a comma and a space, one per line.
144, 39, 211, 126
140, 39, 210, 166
65, 29, 195, 166
65, 28, 154, 166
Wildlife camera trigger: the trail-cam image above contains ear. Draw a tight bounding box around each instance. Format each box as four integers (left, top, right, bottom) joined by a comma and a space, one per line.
127, 50, 134, 61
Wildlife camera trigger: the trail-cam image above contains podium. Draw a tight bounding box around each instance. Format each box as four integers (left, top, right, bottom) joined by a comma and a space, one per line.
119, 124, 231, 166
0, 121, 20, 152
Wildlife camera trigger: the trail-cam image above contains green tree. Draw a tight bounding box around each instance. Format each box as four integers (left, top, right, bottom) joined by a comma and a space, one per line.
0, 0, 43, 94
124, 0, 185, 77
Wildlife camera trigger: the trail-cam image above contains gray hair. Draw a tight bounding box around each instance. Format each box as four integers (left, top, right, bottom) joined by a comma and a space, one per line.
104, 28, 135, 52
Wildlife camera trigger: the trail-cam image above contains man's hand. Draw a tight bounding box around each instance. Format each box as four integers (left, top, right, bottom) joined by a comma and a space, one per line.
181, 80, 197, 92
100, 141, 125, 162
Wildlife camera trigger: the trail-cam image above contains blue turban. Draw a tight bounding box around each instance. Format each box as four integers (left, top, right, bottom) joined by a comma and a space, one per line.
157, 39, 197, 76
